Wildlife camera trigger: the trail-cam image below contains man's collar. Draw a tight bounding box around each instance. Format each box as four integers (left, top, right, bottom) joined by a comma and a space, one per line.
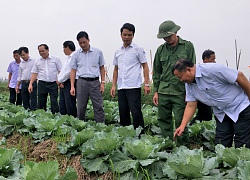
121, 42, 134, 49
14, 59, 21, 64
177, 36, 185, 44
80, 45, 93, 53
40, 55, 51, 60
22, 57, 32, 62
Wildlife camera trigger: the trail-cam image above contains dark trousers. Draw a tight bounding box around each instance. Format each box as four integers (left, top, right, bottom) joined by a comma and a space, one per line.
21, 81, 37, 110
38, 81, 59, 114
59, 79, 77, 117
158, 93, 189, 146
76, 78, 104, 122
190, 101, 212, 125
215, 105, 250, 148
117, 88, 144, 129
9, 88, 22, 105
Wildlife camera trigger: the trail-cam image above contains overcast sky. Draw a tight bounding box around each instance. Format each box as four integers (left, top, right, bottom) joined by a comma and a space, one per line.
1, 0, 249, 80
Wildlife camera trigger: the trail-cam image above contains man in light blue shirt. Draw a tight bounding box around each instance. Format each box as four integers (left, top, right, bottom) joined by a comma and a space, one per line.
70, 31, 105, 122
7, 50, 22, 105
173, 59, 250, 148
110, 23, 150, 130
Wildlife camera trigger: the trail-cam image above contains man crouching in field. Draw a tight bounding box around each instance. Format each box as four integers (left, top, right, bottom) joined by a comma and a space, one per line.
173, 59, 250, 148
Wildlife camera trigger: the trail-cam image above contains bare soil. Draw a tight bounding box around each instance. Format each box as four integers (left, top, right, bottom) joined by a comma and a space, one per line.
0, 132, 113, 180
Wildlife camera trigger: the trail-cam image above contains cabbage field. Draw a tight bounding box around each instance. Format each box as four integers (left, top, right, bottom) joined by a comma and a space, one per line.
1, 82, 250, 180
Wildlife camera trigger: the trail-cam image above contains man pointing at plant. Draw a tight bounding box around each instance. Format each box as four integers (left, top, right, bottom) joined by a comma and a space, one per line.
173, 59, 250, 148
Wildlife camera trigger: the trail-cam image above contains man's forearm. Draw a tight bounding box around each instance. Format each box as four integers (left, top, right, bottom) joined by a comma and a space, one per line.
142, 63, 149, 84
29, 73, 37, 85
100, 66, 105, 82
236, 71, 250, 98
70, 69, 76, 88
8, 73, 12, 84
180, 101, 197, 128
112, 67, 118, 87
16, 81, 21, 88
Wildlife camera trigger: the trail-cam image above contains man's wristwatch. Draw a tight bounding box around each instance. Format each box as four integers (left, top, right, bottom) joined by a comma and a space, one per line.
101, 81, 105, 84
144, 84, 150, 87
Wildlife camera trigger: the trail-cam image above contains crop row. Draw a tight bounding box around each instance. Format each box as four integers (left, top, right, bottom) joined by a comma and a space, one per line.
1, 97, 250, 179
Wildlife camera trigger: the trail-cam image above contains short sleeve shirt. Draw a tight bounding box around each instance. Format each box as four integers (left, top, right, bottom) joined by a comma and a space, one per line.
7, 61, 20, 88
31, 56, 62, 82
185, 63, 250, 122
17, 58, 35, 81
113, 42, 147, 90
70, 46, 105, 78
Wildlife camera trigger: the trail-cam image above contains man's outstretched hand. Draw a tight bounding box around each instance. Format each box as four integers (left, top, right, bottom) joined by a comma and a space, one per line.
173, 126, 185, 138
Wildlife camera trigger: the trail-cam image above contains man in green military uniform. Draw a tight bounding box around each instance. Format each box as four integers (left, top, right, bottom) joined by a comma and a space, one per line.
152, 20, 196, 146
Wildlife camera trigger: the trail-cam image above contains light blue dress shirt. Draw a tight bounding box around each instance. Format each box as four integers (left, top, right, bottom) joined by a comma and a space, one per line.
113, 42, 147, 90
7, 61, 21, 88
70, 46, 105, 78
185, 63, 250, 123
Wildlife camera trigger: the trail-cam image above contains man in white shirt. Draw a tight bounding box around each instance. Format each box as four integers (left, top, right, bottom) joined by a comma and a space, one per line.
110, 23, 150, 130
28, 44, 62, 114
58, 41, 77, 117
16, 47, 37, 110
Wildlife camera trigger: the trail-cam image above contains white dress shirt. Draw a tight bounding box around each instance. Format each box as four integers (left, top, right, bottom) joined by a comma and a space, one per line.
31, 55, 62, 82
113, 42, 147, 90
58, 53, 74, 83
17, 58, 35, 81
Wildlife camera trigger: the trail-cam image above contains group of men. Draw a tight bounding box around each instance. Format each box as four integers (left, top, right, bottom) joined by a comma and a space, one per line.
7, 23, 150, 129
7, 44, 73, 115
7, 20, 250, 148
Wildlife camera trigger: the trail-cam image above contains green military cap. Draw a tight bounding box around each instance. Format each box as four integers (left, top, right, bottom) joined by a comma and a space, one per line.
157, 20, 181, 39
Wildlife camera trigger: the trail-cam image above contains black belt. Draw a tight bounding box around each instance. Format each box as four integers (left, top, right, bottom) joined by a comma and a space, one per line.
79, 77, 99, 81
39, 80, 56, 84
21, 80, 30, 83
